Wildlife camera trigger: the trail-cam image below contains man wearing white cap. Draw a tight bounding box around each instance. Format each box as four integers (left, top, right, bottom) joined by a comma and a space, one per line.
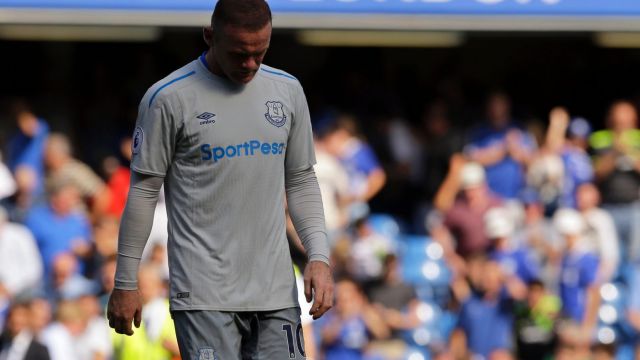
435, 161, 502, 258
554, 208, 599, 341
485, 207, 540, 284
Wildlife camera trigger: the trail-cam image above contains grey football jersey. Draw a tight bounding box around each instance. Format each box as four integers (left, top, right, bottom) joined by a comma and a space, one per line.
131, 55, 316, 311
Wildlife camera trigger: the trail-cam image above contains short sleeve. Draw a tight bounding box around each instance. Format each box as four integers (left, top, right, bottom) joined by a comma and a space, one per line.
130, 93, 180, 177
285, 82, 316, 172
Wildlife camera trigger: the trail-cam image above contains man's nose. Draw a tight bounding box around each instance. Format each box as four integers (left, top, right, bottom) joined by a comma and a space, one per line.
242, 57, 257, 70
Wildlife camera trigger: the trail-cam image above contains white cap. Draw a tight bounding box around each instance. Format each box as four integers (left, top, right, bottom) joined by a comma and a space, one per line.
460, 162, 486, 189
553, 208, 586, 236
484, 207, 514, 239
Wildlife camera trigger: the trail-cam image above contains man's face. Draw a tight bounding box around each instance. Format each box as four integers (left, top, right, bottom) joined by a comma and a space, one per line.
211, 23, 271, 84
609, 102, 638, 132
487, 94, 510, 128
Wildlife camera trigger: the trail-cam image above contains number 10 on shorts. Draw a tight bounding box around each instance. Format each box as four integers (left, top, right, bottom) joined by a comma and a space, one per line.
282, 323, 305, 358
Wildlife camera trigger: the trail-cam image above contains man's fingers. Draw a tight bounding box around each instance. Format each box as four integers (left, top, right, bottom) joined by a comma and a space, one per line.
112, 316, 134, 335
309, 282, 325, 317
314, 284, 333, 319
322, 284, 334, 311
121, 317, 134, 336
304, 276, 312, 303
134, 308, 142, 328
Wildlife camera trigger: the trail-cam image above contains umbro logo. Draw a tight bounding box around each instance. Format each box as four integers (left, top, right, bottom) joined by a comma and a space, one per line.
197, 112, 216, 125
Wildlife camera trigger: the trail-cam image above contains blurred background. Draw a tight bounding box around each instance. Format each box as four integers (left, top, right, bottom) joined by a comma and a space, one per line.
2, 1, 640, 359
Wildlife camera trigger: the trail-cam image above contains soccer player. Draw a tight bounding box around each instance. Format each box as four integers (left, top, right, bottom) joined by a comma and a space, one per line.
106, 1, 334, 359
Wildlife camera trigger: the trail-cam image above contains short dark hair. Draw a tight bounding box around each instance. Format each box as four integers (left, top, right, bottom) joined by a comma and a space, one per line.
527, 279, 544, 289
9, 98, 33, 120
212, 0, 272, 32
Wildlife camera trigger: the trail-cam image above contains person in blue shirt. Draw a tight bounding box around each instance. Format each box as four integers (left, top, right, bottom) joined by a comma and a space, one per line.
450, 256, 527, 360
24, 181, 92, 280
560, 117, 594, 208
466, 92, 536, 200
484, 207, 540, 284
5, 101, 49, 200
553, 208, 599, 333
324, 115, 387, 207
317, 278, 389, 360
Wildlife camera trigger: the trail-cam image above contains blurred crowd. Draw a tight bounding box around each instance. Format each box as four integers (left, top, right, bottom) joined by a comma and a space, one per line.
1, 92, 640, 360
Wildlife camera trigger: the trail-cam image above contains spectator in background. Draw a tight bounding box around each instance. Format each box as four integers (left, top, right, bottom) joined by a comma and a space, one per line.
484, 207, 540, 284
43, 134, 110, 222
576, 183, 620, 283
514, 280, 561, 360
93, 216, 119, 261
466, 92, 536, 199
369, 255, 420, 339
39, 300, 87, 360
449, 257, 526, 360
0, 301, 50, 360
314, 134, 351, 240
420, 100, 465, 203
112, 265, 179, 360
97, 255, 116, 311
590, 100, 640, 264
45, 253, 94, 305
105, 137, 132, 218
68, 289, 112, 360
0, 206, 43, 310
561, 117, 594, 208
553, 208, 600, 349
516, 190, 561, 289
324, 114, 387, 207
24, 182, 91, 279
348, 217, 395, 285
317, 278, 389, 360
434, 161, 502, 259
528, 108, 593, 212
27, 297, 51, 340
5, 100, 49, 203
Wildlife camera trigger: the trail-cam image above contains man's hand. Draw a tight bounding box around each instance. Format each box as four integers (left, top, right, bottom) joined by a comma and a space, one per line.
304, 261, 334, 320
107, 289, 142, 335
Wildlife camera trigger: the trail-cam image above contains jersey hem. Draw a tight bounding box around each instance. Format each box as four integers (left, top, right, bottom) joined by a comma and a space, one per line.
169, 302, 300, 313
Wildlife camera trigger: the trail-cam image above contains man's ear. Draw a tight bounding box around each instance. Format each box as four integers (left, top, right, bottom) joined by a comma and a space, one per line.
203, 26, 214, 47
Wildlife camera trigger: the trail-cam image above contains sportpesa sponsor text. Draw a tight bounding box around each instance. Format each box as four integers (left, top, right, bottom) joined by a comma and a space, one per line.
200, 140, 286, 162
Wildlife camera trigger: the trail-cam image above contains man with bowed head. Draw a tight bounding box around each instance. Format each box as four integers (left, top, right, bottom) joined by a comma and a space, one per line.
107, 1, 333, 359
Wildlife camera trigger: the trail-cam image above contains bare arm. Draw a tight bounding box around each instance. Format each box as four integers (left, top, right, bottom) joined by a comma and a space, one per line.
593, 151, 618, 181
468, 144, 507, 167
581, 285, 601, 337
433, 153, 465, 213
449, 328, 468, 360
361, 168, 386, 202
362, 304, 391, 340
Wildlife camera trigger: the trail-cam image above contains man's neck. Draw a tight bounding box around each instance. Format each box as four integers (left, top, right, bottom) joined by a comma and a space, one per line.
205, 49, 225, 79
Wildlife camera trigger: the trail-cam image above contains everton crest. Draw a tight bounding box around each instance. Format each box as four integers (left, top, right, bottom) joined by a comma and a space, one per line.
265, 101, 287, 127
132, 126, 143, 155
